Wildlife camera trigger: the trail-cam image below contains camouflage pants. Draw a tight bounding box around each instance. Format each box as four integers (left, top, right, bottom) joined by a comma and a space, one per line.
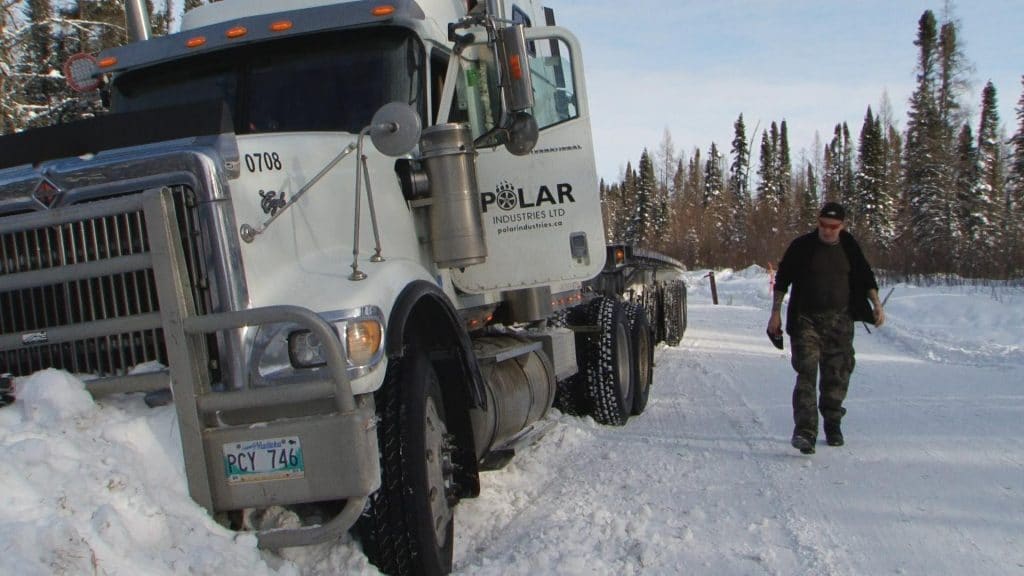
790, 311, 855, 439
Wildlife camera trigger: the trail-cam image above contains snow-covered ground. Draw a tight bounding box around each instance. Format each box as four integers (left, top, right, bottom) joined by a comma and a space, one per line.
2, 268, 1022, 575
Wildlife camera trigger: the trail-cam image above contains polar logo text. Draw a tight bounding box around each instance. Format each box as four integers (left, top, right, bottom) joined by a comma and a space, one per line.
481, 181, 575, 213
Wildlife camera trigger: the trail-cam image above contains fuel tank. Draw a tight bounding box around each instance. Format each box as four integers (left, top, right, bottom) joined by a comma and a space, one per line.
469, 335, 556, 459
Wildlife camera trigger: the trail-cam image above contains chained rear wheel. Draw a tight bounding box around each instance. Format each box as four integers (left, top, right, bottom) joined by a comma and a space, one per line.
663, 280, 687, 346
625, 304, 653, 415
583, 297, 635, 426
357, 351, 456, 576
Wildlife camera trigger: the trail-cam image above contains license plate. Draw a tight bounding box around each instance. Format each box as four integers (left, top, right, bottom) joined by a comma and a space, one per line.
222, 436, 305, 484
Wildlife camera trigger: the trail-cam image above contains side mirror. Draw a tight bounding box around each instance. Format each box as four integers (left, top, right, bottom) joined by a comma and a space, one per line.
505, 111, 538, 156
370, 102, 422, 156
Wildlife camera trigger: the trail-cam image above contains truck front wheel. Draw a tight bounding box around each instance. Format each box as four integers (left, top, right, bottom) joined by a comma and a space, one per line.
357, 351, 455, 576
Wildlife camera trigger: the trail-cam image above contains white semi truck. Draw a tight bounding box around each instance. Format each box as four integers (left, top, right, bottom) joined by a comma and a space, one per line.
0, 1, 686, 573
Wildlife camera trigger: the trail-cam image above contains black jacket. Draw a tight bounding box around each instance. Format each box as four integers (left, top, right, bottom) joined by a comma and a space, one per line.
774, 229, 879, 335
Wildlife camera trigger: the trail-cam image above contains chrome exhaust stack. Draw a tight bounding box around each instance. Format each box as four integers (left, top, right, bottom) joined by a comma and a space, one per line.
125, 0, 152, 43
419, 124, 488, 269
486, 0, 506, 18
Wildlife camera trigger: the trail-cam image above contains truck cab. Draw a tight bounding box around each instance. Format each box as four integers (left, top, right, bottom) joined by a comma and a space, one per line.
0, 2, 682, 574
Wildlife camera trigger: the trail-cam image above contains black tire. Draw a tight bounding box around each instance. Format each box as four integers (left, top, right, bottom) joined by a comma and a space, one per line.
625, 303, 654, 415
583, 297, 634, 426
677, 281, 688, 336
356, 352, 455, 576
553, 373, 589, 416
663, 280, 687, 347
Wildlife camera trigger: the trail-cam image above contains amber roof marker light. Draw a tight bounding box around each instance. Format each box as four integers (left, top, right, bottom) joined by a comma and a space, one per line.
372, 5, 396, 17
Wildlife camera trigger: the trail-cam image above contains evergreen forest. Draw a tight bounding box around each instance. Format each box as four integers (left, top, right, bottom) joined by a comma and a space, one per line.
603, 10, 1024, 280
2, 3, 1022, 279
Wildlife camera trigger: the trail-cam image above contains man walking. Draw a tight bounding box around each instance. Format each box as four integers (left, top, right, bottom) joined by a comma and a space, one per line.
766, 202, 884, 454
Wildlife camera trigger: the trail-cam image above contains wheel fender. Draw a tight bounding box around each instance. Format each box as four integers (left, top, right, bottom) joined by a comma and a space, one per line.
385, 281, 483, 404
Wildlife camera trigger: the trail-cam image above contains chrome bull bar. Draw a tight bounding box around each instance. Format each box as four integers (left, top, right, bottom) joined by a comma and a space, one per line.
145, 187, 379, 548
0, 188, 379, 548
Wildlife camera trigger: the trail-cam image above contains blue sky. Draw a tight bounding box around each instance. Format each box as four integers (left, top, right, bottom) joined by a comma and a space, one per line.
551, 0, 1023, 182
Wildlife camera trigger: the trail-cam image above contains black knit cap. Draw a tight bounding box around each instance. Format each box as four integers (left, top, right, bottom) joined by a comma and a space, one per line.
819, 202, 846, 221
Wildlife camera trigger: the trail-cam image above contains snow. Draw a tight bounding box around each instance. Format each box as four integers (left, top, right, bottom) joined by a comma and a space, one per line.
2, 268, 1022, 575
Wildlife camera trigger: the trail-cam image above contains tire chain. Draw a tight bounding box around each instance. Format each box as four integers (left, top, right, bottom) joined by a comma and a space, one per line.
663, 281, 685, 347
584, 297, 629, 426
355, 356, 416, 576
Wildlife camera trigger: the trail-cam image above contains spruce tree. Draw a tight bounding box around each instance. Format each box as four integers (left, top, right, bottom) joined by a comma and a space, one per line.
753, 123, 790, 265
634, 148, 659, 248
777, 120, 793, 236
822, 143, 834, 202
824, 124, 845, 204
651, 183, 670, 250
620, 162, 637, 244
20, 0, 72, 129
976, 81, 1005, 276
840, 123, 855, 216
702, 143, 727, 266
797, 162, 819, 231
937, 20, 970, 142
681, 151, 705, 266
855, 108, 884, 244
953, 123, 980, 273
879, 103, 903, 257
671, 156, 686, 200
904, 10, 951, 274
599, 179, 620, 243
727, 114, 750, 263
1009, 77, 1024, 277
1, 3, 20, 134
26, 0, 54, 75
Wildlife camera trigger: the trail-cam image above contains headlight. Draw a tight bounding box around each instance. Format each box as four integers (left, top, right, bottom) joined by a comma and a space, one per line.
288, 329, 328, 368
253, 306, 386, 384
286, 318, 383, 369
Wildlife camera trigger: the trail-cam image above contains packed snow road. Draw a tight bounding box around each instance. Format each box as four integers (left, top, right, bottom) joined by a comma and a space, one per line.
1, 271, 1022, 575
444, 278, 1024, 575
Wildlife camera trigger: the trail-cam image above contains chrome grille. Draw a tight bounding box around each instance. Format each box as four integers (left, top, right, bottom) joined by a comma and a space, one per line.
0, 186, 209, 377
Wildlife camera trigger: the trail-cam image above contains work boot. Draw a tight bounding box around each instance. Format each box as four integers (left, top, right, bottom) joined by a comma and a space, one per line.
824, 421, 844, 447
791, 434, 816, 454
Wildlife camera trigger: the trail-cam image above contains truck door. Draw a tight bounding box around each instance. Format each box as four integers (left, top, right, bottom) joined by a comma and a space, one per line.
446, 28, 605, 294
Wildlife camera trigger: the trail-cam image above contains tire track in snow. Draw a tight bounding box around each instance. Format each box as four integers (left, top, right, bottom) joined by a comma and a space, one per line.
451, 420, 593, 571
452, 417, 667, 575
667, 330, 852, 576
451, 346, 716, 574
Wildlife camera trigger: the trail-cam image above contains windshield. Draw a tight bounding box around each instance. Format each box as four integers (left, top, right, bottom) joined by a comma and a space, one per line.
111, 27, 424, 135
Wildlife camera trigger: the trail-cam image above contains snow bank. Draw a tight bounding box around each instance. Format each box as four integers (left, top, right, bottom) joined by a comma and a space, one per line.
0, 371, 296, 576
